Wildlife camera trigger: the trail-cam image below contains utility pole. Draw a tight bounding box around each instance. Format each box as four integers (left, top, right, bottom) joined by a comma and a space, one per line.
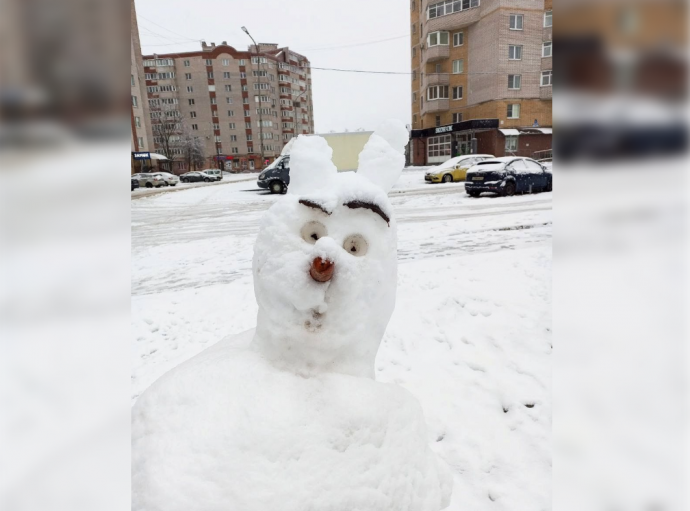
241, 26, 265, 169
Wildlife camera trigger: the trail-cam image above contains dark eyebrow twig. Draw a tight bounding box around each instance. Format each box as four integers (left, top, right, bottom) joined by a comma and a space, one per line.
299, 199, 331, 215
343, 200, 390, 226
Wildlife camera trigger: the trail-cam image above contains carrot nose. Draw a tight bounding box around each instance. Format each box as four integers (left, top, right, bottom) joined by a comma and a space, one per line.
310, 257, 334, 282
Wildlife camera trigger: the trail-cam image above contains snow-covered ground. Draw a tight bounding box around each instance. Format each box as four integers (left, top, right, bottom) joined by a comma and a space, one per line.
132, 166, 551, 510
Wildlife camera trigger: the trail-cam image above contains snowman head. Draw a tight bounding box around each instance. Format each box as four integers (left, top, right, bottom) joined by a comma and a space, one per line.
252, 120, 409, 378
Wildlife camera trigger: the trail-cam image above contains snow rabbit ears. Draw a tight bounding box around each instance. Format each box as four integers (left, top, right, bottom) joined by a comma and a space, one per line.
286, 119, 409, 195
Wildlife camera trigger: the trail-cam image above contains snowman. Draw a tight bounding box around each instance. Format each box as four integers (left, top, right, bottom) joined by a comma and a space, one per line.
132, 120, 452, 511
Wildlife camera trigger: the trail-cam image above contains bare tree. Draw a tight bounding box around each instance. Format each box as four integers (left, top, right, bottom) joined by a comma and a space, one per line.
179, 124, 206, 171
149, 100, 183, 161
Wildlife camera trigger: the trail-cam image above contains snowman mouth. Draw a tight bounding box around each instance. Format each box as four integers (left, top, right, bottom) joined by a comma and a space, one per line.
304, 309, 324, 332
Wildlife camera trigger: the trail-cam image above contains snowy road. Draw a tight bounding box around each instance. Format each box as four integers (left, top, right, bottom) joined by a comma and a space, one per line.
132, 166, 551, 511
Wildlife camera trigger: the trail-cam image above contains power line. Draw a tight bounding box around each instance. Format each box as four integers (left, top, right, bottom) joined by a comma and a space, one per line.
138, 15, 200, 42
310, 66, 411, 75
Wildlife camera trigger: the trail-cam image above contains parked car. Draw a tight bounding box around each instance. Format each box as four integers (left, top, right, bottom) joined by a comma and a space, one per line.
131, 177, 139, 191
465, 157, 552, 197
201, 169, 223, 181
131, 173, 165, 188
425, 154, 495, 183
180, 171, 214, 183
257, 155, 290, 194
152, 172, 180, 186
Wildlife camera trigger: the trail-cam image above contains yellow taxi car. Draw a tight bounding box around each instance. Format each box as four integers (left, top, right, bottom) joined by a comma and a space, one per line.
424, 154, 495, 183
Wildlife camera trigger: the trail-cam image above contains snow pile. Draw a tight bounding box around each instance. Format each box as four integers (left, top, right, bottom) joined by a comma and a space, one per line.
357, 120, 409, 192
287, 134, 338, 195
132, 121, 451, 510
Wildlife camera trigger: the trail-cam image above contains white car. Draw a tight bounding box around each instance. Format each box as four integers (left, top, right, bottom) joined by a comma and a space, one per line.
200, 169, 223, 181
152, 172, 180, 186
131, 173, 166, 188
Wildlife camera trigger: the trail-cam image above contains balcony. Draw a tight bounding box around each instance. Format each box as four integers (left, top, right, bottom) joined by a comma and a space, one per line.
424, 73, 449, 87
427, 7, 481, 31
422, 98, 449, 115
425, 45, 449, 63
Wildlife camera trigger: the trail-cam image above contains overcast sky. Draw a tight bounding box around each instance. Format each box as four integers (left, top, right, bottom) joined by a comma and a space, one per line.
136, 0, 412, 133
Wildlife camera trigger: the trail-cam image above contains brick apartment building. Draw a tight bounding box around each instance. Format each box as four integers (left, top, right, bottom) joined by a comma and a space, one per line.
410, 0, 553, 165
139, 41, 314, 173
131, 0, 154, 157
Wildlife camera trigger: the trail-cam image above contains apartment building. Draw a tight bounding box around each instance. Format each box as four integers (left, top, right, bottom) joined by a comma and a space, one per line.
410, 0, 552, 165
131, 0, 154, 159
141, 41, 314, 173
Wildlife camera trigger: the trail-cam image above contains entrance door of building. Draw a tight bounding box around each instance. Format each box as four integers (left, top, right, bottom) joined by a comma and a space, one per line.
457, 133, 470, 155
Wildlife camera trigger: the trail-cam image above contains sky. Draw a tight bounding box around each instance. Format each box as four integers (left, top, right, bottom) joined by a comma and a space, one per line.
136, 0, 412, 134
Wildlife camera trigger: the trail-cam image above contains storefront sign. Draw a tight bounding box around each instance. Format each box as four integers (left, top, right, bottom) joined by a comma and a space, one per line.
435, 125, 453, 134
411, 118, 499, 138
132, 152, 151, 160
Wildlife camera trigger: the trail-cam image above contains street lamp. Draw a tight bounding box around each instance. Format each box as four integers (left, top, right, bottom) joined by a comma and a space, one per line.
241, 26, 265, 168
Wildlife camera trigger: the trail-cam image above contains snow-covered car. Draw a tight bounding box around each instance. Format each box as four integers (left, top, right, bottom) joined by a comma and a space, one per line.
465, 157, 552, 197
201, 169, 223, 181
180, 171, 214, 183
424, 154, 494, 183
257, 155, 290, 194
152, 172, 179, 186
132, 173, 165, 188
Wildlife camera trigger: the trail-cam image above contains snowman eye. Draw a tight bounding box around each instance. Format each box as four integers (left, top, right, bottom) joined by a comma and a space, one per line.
300, 221, 327, 244
343, 234, 368, 257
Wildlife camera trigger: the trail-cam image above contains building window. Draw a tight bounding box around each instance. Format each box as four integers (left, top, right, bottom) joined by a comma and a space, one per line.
412, 23, 417, 34
541, 70, 552, 86
507, 103, 520, 119
413, 114, 417, 126
185, 73, 192, 80
131, 74, 135, 86
508, 74, 521, 89
225, 85, 232, 92
186, 86, 193, 93
232, 147, 239, 154
435, 115, 441, 127
427, 135, 451, 159
411, 0, 415, 10
427, 31, 449, 47
452, 59, 464, 74
188, 99, 194, 105
192, 124, 198, 130
544, 10, 552, 27
228, 110, 234, 116
428, 0, 479, 20
222, 59, 230, 65
452, 86, 463, 100
509, 14, 523, 30
248, 146, 254, 153
229, 123, 235, 129
205, 59, 213, 66
452, 112, 463, 123
247, 134, 253, 141
453, 32, 464, 46
239, 59, 246, 66
230, 135, 237, 141
138, 137, 144, 147
427, 85, 449, 100
413, 92, 417, 102
184, 60, 190, 67
508, 45, 522, 60
245, 122, 251, 128
213, 123, 220, 130
211, 97, 217, 104
134, 116, 141, 127
208, 72, 214, 79
412, 47, 417, 58
223, 72, 230, 79
131, 96, 138, 107
542, 41, 552, 57
505, 135, 518, 152
190, 111, 197, 118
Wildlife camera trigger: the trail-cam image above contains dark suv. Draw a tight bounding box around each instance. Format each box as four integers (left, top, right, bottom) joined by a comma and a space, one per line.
257, 156, 290, 194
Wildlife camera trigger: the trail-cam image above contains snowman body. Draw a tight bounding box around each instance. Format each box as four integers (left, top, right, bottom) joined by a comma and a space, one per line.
132, 121, 452, 511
